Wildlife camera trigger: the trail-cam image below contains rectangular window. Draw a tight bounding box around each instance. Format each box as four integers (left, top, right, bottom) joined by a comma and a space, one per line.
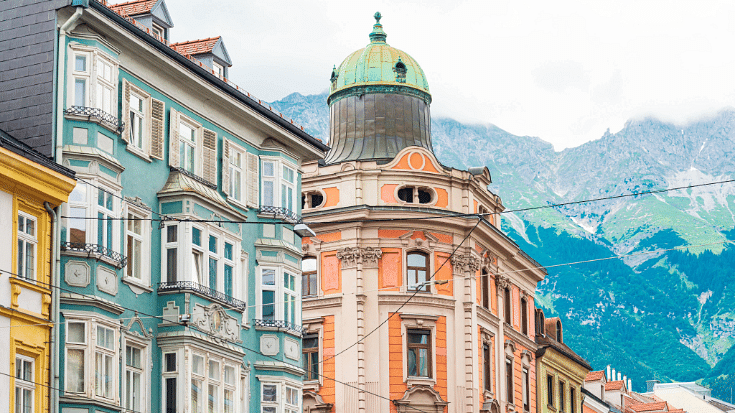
407, 329, 431, 378
17, 213, 37, 281
125, 345, 143, 412
96, 187, 115, 251
261, 268, 276, 320
303, 333, 319, 381
483, 342, 491, 392
283, 272, 296, 325
67, 183, 88, 244
213, 62, 224, 79
521, 297, 529, 335
523, 367, 530, 411
559, 381, 565, 412
302, 257, 317, 297
261, 160, 276, 207
407, 252, 429, 292
15, 356, 34, 413
129, 93, 146, 149
229, 150, 243, 203
261, 383, 278, 413
208, 384, 219, 413
66, 322, 86, 393
179, 120, 197, 173
165, 377, 177, 413
224, 242, 234, 297
570, 387, 576, 413
547, 375, 554, 407
126, 212, 144, 280
481, 269, 490, 309
506, 358, 513, 404
72, 52, 89, 107
95, 326, 115, 399
285, 386, 299, 413
96, 57, 115, 115
281, 165, 295, 212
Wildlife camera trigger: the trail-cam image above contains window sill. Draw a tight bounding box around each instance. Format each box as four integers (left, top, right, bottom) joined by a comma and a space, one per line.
406, 376, 436, 387
483, 390, 494, 400
122, 276, 152, 294
125, 144, 152, 162
227, 197, 249, 211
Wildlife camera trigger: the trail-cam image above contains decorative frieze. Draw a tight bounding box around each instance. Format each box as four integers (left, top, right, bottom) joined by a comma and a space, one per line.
451, 254, 480, 273
191, 303, 240, 343
336, 246, 383, 268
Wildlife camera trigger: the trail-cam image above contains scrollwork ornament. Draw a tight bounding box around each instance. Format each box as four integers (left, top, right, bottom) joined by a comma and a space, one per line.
495, 274, 510, 290
450, 254, 480, 273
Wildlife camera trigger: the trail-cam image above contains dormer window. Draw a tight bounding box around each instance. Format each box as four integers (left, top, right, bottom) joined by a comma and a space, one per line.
394, 58, 407, 83
556, 320, 563, 342
213, 62, 224, 79
152, 23, 164, 40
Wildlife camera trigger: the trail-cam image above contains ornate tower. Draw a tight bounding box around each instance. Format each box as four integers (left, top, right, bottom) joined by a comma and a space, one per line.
325, 12, 433, 164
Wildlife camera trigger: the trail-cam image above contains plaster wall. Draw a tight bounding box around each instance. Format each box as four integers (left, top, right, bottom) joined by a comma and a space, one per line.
0, 190, 12, 304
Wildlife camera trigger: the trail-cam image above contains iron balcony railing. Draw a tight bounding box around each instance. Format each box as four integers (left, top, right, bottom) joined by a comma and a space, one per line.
254, 319, 303, 336
258, 206, 300, 223
61, 242, 127, 268
158, 281, 246, 311
64, 106, 124, 133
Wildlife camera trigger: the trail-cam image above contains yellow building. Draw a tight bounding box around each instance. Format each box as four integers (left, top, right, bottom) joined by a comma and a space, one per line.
0, 128, 75, 413
535, 310, 592, 413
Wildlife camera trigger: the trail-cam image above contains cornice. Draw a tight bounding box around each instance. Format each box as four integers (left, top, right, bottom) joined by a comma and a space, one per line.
378, 293, 456, 310
477, 305, 501, 328
254, 360, 305, 376
503, 323, 538, 351
60, 292, 124, 315
0, 148, 76, 206
302, 295, 343, 311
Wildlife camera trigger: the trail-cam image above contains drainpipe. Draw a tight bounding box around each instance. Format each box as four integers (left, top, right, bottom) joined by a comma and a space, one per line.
44, 201, 61, 413
55, 6, 84, 164
52, 8, 84, 413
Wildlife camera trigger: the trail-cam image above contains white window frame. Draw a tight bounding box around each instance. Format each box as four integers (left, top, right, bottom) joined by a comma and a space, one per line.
63, 314, 120, 403
163, 224, 179, 284
260, 157, 297, 213
258, 377, 302, 413
213, 62, 224, 79
128, 89, 150, 153
178, 115, 201, 175
207, 233, 220, 292
67, 44, 119, 117
123, 337, 148, 413
191, 225, 205, 286
15, 355, 35, 413
66, 182, 90, 244
191, 353, 205, 413
261, 382, 279, 413
284, 386, 299, 413
256, 266, 301, 324
16, 212, 37, 281
161, 350, 179, 413
95, 324, 117, 400
124, 204, 151, 286
95, 184, 119, 253
152, 23, 164, 39
228, 145, 246, 206
186, 348, 241, 413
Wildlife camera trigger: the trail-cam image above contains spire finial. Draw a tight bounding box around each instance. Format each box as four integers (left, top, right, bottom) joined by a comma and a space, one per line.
369, 12, 387, 43
374, 11, 382, 23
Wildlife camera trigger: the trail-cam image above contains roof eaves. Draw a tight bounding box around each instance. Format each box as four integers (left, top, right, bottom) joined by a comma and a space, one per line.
0, 129, 76, 179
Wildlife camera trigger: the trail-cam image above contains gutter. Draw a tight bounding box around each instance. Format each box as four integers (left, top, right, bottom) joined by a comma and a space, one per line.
52, 7, 85, 413
89, 1, 330, 154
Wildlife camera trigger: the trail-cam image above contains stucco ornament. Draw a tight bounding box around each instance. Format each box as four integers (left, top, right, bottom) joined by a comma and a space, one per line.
495, 274, 510, 290
450, 254, 480, 273
393, 385, 448, 413
191, 303, 240, 343
336, 246, 383, 269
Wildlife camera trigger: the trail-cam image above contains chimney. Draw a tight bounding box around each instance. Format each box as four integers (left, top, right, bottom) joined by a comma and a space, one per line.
611, 368, 616, 381
628, 379, 632, 391
646, 380, 660, 393
607, 365, 611, 380
617, 372, 622, 381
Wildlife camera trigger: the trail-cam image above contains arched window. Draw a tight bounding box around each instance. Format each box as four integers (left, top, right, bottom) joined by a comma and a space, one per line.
407, 252, 429, 292
302, 257, 318, 297
556, 320, 563, 343
397, 186, 434, 205
521, 297, 528, 335
481, 269, 490, 309
504, 287, 512, 324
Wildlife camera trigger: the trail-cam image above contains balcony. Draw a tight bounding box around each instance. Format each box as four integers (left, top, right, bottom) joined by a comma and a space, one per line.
254, 319, 303, 337
158, 281, 246, 311
258, 206, 300, 223
64, 106, 124, 134
61, 242, 127, 268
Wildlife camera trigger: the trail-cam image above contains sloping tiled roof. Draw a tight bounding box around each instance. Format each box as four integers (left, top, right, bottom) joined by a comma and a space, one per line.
171, 37, 220, 57
586, 371, 606, 382
536, 334, 592, 370
109, 0, 157, 16
606, 381, 626, 391
629, 402, 668, 412
157, 168, 229, 209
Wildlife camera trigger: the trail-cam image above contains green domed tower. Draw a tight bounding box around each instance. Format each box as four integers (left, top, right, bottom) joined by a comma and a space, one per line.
326, 12, 433, 164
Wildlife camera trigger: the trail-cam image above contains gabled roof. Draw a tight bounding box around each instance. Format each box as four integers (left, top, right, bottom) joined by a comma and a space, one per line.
171, 37, 232, 66
109, 0, 173, 27
629, 402, 669, 412
606, 381, 626, 391
536, 334, 592, 371
586, 371, 606, 382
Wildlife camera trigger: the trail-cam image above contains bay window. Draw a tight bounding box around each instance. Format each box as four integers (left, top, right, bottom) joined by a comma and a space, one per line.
261, 383, 278, 413
95, 325, 115, 399
63, 316, 119, 402
17, 213, 37, 281
162, 352, 177, 413
67, 183, 88, 244
257, 266, 300, 325
165, 225, 178, 283
260, 157, 298, 213
72, 52, 89, 107
67, 45, 119, 118
285, 386, 299, 413
65, 321, 86, 393
124, 345, 144, 412
192, 354, 205, 413
186, 351, 239, 413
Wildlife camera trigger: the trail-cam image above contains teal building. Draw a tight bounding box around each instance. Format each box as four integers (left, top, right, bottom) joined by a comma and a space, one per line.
0, 1, 328, 413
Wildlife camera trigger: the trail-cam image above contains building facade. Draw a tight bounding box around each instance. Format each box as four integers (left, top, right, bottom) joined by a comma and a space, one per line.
534, 311, 591, 413
300, 14, 547, 413
1, 1, 329, 413
0, 129, 76, 413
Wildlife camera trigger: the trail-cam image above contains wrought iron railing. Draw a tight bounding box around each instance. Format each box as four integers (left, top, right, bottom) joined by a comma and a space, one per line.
61, 242, 127, 267
64, 106, 124, 133
258, 206, 300, 223
254, 319, 303, 336
158, 281, 246, 310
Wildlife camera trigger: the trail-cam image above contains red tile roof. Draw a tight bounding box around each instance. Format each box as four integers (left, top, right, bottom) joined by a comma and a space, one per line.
170, 37, 220, 57
109, 0, 157, 17
606, 380, 626, 391
586, 371, 605, 381
630, 402, 669, 412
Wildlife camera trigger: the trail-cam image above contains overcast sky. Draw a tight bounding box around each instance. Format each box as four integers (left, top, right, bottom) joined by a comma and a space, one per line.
163, 0, 735, 150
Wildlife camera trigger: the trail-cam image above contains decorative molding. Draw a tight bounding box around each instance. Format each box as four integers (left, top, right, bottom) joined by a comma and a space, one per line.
284, 337, 300, 360
191, 303, 241, 343
122, 313, 153, 339
451, 254, 480, 273
302, 296, 343, 310
96, 266, 118, 296
254, 360, 305, 376
260, 334, 279, 356
336, 246, 383, 269
65, 261, 90, 287
477, 305, 501, 328
124, 196, 151, 211
59, 292, 124, 315
495, 274, 510, 290
161, 301, 180, 324
393, 385, 448, 413
378, 293, 455, 310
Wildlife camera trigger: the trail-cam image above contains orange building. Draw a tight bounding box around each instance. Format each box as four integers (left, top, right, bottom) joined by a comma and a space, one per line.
300, 13, 546, 413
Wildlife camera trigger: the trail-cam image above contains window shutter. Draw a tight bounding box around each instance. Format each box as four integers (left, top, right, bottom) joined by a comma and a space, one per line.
121, 79, 130, 143
222, 138, 230, 197
246, 152, 259, 208
168, 108, 180, 168
202, 128, 217, 184
150, 98, 165, 160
